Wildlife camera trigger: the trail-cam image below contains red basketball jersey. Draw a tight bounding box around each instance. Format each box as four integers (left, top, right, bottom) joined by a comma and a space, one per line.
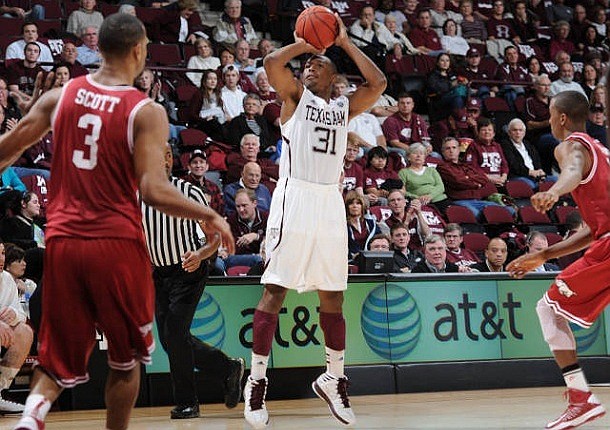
567, 132, 610, 240
47, 75, 151, 240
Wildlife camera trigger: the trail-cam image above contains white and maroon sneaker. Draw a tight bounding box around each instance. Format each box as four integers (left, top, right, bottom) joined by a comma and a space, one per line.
546, 388, 605, 429
312, 372, 356, 427
13, 415, 44, 430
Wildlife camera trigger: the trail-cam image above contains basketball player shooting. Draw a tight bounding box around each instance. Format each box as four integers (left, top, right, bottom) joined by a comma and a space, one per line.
243, 10, 386, 429
507, 90, 610, 430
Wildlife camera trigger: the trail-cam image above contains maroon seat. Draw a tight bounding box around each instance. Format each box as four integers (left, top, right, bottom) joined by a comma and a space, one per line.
147, 43, 183, 66
505, 180, 534, 199
519, 206, 551, 224
483, 96, 510, 113
545, 232, 563, 246
462, 232, 490, 253
179, 128, 208, 148
554, 205, 578, 224
483, 206, 514, 224
446, 205, 478, 224
226, 266, 250, 276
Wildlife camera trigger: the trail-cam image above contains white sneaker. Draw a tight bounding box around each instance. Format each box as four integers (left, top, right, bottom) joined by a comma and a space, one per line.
13, 415, 44, 430
312, 372, 356, 427
243, 376, 269, 429
0, 396, 24, 414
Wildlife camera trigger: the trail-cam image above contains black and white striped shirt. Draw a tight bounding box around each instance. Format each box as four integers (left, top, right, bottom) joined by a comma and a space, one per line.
141, 177, 208, 267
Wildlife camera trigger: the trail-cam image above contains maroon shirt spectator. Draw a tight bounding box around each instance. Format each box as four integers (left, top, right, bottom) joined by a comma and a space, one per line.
16, 132, 53, 171
343, 139, 364, 195
486, 0, 519, 42
460, 48, 495, 90
465, 119, 509, 183
227, 202, 267, 255
549, 21, 575, 60
381, 94, 429, 152
7, 42, 44, 96
495, 47, 531, 84
409, 9, 443, 53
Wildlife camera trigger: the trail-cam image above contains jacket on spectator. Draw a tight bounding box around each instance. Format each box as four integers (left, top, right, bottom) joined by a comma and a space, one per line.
213, 13, 259, 46
393, 248, 423, 272
223, 181, 272, 215
412, 260, 460, 273
347, 216, 380, 260
153, 5, 204, 43
437, 161, 496, 200
500, 139, 543, 179
224, 113, 273, 150
227, 208, 267, 255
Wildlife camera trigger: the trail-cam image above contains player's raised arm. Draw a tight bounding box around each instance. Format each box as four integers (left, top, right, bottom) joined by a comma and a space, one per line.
0, 88, 60, 172
333, 16, 387, 120
263, 38, 318, 109
134, 102, 235, 254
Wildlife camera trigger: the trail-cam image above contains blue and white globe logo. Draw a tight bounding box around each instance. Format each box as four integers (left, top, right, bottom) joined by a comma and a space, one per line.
570, 319, 601, 354
361, 284, 422, 360
191, 292, 226, 349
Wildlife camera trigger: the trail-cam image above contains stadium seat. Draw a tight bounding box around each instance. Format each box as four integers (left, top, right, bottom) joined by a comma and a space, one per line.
519, 206, 551, 224
446, 205, 477, 224
483, 205, 514, 224
554, 205, 578, 225
506, 180, 534, 199
147, 43, 183, 66
176, 84, 198, 103
179, 128, 207, 148
545, 232, 563, 246
462, 232, 490, 253
36, 19, 62, 37
483, 97, 510, 113
100, 3, 119, 16
538, 181, 554, 192
0, 17, 24, 36
226, 266, 251, 276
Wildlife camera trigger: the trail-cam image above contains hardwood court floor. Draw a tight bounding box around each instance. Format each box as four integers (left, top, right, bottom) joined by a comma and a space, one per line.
0, 386, 608, 429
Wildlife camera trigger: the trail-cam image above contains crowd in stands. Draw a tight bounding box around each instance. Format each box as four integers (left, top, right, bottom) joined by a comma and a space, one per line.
1, 0, 607, 278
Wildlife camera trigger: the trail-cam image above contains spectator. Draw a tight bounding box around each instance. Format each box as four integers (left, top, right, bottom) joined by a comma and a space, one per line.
182, 149, 225, 216
525, 75, 556, 174
52, 64, 70, 88
186, 38, 221, 88
437, 136, 501, 220
350, 5, 396, 52
0, 78, 19, 124
390, 223, 423, 272
550, 61, 586, 99
547, 0, 572, 24
58, 42, 88, 78
549, 21, 574, 60
224, 93, 272, 151
486, 0, 520, 44
224, 161, 272, 214
381, 93, 429, 155
430, 0, 462, 37
364, 146, 401, 206
216, 46, 258, 95
412, 234, 463, 272
220, 64, 247, 121
375, 0, 406, 29
153, 0, 203, 44
331, 74, 349, 99
368, 234, 392, 252
13, 131, 53, 180
401, 0, 419, 28
586, 103, 607, 146
460, 0, 487, 43
66, 0, 103, 36
571, 4, 588, 51
510, 0, 537, 44
526, 56, 542, 80
382, 189, 431, 251
409, 9, 444, 56
225, 134, 278, 185
427, 53, 466, 121
449, 97, 481, 139
254, 69, 276, 103
345, 191, 381, 261
384, 14, 419, 56
5, 22, 53, 71
221, 188, 267, 270
580, 63, 599, 102
0, 0, 43, 21
521, 231, 560, 272
0, 240, 34, 413
7, 42, 43, 96
444, 223, 481, 269
76, 26, 102, 67
4, 244, 36, 317
0, 191, 41, 250
213, 0, 259, 46
189, 69, 226, 141
471, 237, 508, 272
398, 142, 451, 213
348, 112, 387, 155
460, 48, 495, 99
495, 45, 531, 110
117, 4, 135, 15
253, 39, 275, 68
342, 135, 364, 196
234, 39, 256, 77
501, 118, 550, 190
262, 92, 281, 144
440, 18, 468, 56
465, 117, 508, 188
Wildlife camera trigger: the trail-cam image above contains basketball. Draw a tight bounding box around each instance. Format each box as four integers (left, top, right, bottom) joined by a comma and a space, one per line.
295, 6, 339, 50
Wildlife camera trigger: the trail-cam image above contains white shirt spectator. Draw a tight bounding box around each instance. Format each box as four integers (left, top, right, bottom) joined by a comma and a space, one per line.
348, 112, 384, 148
186, 55, 221, 87
441, 34, 469, 56
549, 79, 587, 98
221, 86, 246, 119
349, 20, 396, 51
0, 272, 26, 326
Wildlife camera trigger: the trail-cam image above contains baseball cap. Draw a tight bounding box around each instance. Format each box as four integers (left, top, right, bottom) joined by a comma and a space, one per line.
590, 103, 605, 113
189, 149, 207, 162
467, 98, 481, 110
467, 47, 480, 57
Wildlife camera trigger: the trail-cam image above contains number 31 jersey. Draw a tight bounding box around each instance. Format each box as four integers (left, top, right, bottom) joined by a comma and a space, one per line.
279, 87, 349, 185
47, 75, 152, 241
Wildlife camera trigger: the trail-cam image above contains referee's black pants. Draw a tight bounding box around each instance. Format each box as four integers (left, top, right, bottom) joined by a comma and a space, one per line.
153, 262, 231, 406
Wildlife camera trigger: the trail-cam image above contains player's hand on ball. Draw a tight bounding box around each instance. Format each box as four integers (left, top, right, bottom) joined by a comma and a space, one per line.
293, 32, 326, 55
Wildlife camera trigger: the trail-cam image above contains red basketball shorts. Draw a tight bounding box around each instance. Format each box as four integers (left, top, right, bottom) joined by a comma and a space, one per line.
544, 236, 610, 328
38, 237, 155, 387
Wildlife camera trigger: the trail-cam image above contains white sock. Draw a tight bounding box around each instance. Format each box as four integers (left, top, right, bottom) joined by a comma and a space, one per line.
325, 347, 345, 378
23, 394, 51, 420
250, 353, 269, 381
564, 368, 589, 392
0, 366, 19, 390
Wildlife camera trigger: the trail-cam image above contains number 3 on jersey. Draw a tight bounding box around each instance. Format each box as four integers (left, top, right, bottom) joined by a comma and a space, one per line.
72, 113, 102, 170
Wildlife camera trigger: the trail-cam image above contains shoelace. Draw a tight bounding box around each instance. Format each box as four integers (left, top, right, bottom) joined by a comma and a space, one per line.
337, 378, 351, 408
249, 379, 267, 411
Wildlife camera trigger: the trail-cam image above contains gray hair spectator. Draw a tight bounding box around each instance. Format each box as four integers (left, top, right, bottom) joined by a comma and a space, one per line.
412, 234, 465, 273
213, 0, 260, 46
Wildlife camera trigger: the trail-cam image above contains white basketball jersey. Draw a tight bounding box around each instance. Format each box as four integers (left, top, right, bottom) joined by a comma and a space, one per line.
279, 87, 349, 184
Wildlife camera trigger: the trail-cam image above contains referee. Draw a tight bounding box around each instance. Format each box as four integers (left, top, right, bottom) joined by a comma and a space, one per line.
142, 146, 244, 419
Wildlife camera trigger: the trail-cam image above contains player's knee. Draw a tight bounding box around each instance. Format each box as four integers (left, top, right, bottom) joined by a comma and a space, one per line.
536, 298, 575, 350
